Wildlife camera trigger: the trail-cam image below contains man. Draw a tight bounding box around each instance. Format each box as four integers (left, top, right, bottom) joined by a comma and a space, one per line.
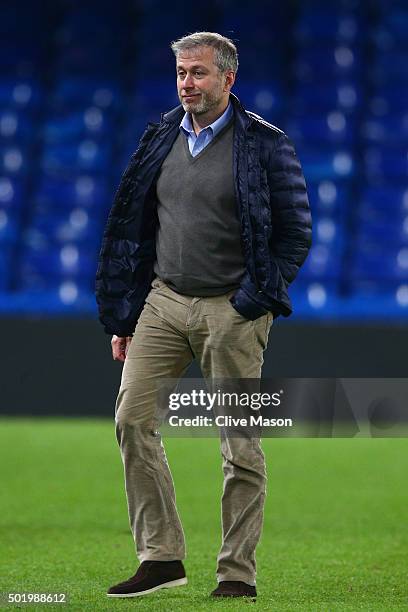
96, 32, 311, 599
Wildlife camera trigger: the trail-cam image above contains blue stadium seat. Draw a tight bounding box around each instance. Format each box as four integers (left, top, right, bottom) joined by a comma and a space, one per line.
291, 281, 340, 315
25, 207, 102, 246
291, 81, 362, 113
0, 247, 12, 291
228, 47, 284, 81
0, 177, 25, 210
0, 110, 33, 143
234, 82, 284, 119
51, 78, 121, 111
294, 9, 361, 44
0, 80, 41, 110
0, 146, 27, 176
371, 51, 408, 83
306, 180, 349, 216
0, 43, 46, 76
0, 208, 19, 243
368, 85, 408, 114
41, 141, 111, 175
56, 47, 124, 77
361, 114, 408, 146
297, 243, 343, 281
35, 175, 110, 210
131, 81, 179, 114
351, 243, 408, 281
359, 185, 408, 212
218, 0, 289, 42
296, 147, 355, 181
314, 218, 345, 250
285, 112, 355, 146
364, 147, 407, 180
356, 220, 408, 247
293, 45, 362, 82
372, 9, 408, 48
43, 108, 113, 144
19, 245, 97, 291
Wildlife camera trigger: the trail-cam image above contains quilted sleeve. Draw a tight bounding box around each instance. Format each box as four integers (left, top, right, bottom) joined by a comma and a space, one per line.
266, 133, 312, 284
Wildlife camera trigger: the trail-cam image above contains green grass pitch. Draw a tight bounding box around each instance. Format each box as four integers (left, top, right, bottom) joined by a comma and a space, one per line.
1, 419, 407, 611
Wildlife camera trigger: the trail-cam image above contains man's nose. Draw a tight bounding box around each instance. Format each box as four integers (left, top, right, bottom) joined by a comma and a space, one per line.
181, 73, 194, 89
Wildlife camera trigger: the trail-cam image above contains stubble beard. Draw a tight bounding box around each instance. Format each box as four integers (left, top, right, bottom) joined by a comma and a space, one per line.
179, 81, 224, 116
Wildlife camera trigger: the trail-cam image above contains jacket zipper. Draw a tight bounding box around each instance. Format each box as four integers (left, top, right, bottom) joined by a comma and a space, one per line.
241, 139, 261, 292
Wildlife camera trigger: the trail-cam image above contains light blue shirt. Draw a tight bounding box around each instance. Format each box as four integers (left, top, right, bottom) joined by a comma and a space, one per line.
179, 101, 233, 157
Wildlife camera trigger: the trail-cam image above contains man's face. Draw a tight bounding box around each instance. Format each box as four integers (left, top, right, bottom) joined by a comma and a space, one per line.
176, 46, 229, 115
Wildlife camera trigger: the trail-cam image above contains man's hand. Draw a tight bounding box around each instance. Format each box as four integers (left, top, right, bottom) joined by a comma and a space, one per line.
111, 335, 133, 362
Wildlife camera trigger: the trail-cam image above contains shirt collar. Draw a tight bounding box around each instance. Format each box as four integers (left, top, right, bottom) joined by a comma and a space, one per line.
179, 101, 233, 138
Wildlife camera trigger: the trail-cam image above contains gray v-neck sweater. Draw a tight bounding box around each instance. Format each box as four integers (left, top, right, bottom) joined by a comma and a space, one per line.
153, 118, 245, 296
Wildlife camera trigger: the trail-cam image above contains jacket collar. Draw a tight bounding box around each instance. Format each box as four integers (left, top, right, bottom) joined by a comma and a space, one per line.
161, 92, 253, 131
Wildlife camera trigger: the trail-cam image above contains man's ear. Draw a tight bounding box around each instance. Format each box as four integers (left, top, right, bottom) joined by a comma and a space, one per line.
224, 71, 235, 92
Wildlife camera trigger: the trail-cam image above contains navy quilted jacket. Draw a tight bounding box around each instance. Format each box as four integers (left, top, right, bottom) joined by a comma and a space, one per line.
95, 93, 312, 336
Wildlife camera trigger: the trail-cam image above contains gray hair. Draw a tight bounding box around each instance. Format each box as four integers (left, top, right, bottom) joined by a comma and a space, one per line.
171, 32, 238, 74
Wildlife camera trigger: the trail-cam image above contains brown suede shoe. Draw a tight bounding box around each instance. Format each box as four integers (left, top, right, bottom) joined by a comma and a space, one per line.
210, 581, 257, 598
107, 560, 187, 598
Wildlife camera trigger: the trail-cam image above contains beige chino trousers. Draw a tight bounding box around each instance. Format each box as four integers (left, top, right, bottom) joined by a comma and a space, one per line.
115, 277, 273, 585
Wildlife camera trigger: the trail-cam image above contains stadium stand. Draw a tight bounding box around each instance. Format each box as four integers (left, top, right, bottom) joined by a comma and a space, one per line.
0, 0, 407, 319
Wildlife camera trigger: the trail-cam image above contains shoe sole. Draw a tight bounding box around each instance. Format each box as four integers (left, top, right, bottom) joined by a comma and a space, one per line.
107, 577, 188, 598
211, 593, 257, 598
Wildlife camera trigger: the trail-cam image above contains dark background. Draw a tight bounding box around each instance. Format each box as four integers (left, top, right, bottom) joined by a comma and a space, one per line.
1, 319, 407, 415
